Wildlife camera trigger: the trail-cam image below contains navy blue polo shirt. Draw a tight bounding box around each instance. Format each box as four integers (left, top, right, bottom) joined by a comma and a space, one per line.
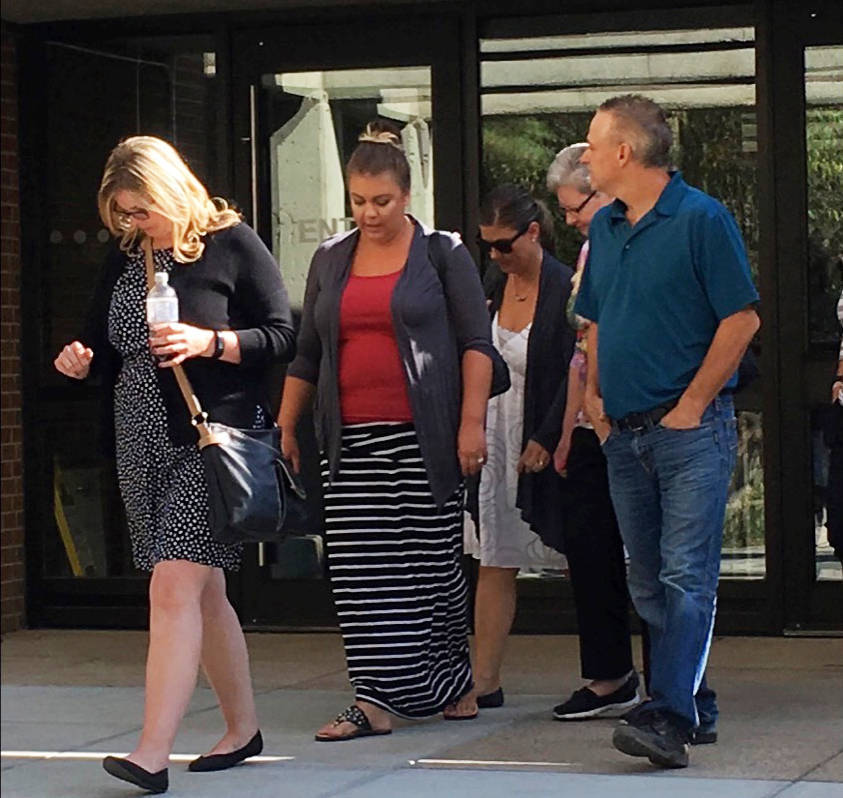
574, 172, 759, 420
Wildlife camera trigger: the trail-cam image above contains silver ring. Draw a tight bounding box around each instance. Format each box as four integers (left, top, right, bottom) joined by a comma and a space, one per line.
476, 456, 485, 464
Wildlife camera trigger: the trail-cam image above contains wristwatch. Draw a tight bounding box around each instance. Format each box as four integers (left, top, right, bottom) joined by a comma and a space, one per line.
211, 331, 225, 359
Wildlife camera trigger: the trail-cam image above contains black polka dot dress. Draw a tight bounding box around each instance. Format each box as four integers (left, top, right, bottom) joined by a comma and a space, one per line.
108, 247, 262, 572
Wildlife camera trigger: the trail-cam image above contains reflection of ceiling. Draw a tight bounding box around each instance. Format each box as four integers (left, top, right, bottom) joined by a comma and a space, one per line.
481, 28, 755, 53
276, 68, 430, 100
481, 35, 843, 113
484, 85, 757, 115
276, 69, 432, 121
482, 50, 755, 89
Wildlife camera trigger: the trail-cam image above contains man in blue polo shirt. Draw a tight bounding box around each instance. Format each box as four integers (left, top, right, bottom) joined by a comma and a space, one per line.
575, 94, 760, 769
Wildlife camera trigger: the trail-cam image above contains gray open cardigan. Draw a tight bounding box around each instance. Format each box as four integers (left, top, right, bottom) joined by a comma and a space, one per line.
287, 219, 495, 506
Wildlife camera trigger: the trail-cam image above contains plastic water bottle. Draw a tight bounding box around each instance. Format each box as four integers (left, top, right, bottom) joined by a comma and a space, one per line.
146, 272, 179, 325
146, 272, 178, 361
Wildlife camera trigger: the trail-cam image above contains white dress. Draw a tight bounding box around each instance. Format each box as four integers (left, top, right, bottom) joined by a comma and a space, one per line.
464, 315, 568, 570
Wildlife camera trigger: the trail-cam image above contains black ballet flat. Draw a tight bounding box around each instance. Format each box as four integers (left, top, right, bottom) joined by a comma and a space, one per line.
188, 730, 263, 772
477, 687, 505, 709
102, 756, 168, 794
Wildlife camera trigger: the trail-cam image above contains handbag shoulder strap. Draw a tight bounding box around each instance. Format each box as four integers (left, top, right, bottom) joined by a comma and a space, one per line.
142, 239, 214, 446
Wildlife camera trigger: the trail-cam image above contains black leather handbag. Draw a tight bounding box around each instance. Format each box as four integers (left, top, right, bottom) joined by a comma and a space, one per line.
144, 242, 307, 545
199, 422, 308, 545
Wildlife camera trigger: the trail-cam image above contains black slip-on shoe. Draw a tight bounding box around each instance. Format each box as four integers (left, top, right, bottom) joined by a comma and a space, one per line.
553, 673, 641, 720
102, 756, 168, 794
188, 730, 263, 772
476, 688, 504, 709
612, 710, 691, 769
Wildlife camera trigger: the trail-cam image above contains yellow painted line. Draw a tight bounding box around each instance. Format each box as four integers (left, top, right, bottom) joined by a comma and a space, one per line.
1, 751, 292, 763
410, 758, 576, 768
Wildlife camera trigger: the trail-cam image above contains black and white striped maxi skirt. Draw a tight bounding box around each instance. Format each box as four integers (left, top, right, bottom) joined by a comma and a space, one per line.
322, 422, 473, 718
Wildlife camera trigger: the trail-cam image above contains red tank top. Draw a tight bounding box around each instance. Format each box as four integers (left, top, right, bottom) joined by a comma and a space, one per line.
338, 269, 413, 424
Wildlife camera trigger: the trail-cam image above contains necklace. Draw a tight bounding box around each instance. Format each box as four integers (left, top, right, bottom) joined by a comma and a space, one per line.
510, 277, 536, 302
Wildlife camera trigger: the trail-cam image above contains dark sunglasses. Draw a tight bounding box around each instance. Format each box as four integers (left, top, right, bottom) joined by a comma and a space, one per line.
561, 190, 596, 216
476, 221, 532, 256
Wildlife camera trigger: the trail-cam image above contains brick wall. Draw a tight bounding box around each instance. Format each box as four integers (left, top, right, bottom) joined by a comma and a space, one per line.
1, 23, 25, 634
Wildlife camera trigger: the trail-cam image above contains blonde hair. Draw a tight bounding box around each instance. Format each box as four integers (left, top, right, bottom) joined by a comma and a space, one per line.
98, 136, 241, 262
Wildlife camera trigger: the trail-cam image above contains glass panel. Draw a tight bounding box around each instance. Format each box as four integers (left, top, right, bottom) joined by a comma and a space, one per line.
480, 25, 765, 579
254, 66, 434, 583
805, 46, 843, 348
40, 37, 223, 578
806, 45, 843, 583
262, 67, 433, 308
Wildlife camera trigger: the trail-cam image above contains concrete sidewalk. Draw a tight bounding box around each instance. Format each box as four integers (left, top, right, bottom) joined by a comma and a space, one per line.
2, 630, 842, 797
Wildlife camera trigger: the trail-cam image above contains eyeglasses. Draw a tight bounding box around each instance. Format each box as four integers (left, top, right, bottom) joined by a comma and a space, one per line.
113, 205, 150, 223
561, 190, 596, 216
476, 222, 532, 256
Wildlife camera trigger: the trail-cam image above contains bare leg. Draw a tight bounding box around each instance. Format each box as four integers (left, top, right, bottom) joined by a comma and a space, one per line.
197, 569, 260, 756
444, 565, 518, 718
128, 560, 213, 772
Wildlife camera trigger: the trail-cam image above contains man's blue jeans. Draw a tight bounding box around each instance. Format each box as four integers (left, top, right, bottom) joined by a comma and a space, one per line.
602, 395, 738, 729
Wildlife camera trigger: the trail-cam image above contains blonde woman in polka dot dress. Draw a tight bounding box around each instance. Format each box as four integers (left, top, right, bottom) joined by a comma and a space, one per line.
54, 137, 296, 794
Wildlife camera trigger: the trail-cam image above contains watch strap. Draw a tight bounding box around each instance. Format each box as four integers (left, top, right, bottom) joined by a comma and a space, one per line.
212, 331, 225, 359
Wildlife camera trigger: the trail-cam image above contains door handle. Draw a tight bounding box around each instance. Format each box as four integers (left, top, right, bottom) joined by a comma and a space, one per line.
249, 83, 258, 225
258, 541, 266, 567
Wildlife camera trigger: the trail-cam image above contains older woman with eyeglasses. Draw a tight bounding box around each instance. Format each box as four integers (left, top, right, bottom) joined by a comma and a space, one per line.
543, 143, 641, 723
449, 184, 575, 718
54, 136, 296, 793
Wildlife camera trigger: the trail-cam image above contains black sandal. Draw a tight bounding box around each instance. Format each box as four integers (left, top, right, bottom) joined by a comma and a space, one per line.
314, 704, 393, 742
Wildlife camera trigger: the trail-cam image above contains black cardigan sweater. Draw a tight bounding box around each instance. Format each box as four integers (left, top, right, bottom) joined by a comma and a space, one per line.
81, 223, 296, 449
481, 250, 575, 551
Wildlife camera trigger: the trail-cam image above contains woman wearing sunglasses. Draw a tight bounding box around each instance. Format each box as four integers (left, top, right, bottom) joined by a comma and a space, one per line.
449, 184, 575, 717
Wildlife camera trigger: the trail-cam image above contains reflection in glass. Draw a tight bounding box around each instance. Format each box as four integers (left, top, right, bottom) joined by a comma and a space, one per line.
805, 46, 843, 348
480, 26, 764, 578
263, 67, 432, 307
806, 46, 843, 582
812, 406, 843, 581
42, 38, 222, 578
722, 412, 765, 579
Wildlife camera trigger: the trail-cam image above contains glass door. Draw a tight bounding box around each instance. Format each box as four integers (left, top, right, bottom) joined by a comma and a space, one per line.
479, 7, 775, 633
797, 38, 843, 629
230, 16, 466, 628
765, 0, 843, 632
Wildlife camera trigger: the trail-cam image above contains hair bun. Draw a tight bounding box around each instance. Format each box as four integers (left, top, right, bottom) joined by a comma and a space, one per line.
358, 122, 403, 150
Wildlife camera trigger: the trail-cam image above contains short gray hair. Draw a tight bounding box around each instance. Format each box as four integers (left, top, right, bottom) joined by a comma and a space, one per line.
598, 94, 672, 168
546, 143, 591, 194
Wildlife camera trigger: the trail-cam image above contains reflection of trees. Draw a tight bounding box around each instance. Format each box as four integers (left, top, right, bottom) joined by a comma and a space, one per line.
678, 107, 759, 286
806, 107, 843, 345
483, 114, 592, 266
725, 412, 765, 548
482, 112, 768, 552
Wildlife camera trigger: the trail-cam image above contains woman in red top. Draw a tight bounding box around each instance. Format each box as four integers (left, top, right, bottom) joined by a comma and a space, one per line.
279, 122, 494, 740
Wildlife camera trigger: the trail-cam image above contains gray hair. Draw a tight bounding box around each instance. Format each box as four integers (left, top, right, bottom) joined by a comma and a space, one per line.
598, 94, 672, 168
546, 143, 591, 194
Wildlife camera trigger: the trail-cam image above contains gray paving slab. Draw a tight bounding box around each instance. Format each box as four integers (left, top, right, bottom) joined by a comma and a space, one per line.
2, 631, 841, 797
337, 768, 787, 798
774, 783, 843, 798
808, 754, 843, 783
0, 720, 136, 754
